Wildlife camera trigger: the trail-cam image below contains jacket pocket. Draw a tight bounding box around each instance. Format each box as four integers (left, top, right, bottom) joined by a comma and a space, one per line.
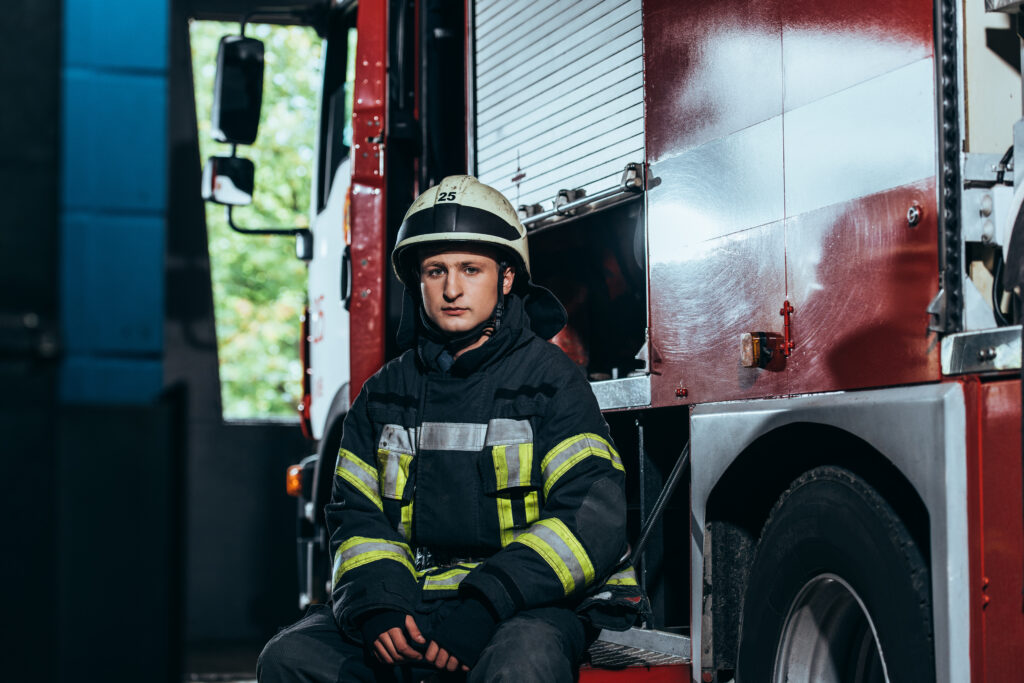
478, 418, 543, 547
376, 423, 416, 501
478, 418, 541, 494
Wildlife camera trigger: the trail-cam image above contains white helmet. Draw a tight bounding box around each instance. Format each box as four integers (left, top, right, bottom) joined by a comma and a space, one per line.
392, 175, 530, 287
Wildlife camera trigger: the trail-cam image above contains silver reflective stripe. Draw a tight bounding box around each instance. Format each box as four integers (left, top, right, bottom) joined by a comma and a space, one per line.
332, 536, 417, 587
379, 423, 416, 454
526, 521, 588, 590
606, 566, 638, 586
542, 434, 622, 496
485, 418, 533, 446
509, 443, 533, 488
419, 422, 488, 451
336, 449, 382, 511
505, 443, 525, 487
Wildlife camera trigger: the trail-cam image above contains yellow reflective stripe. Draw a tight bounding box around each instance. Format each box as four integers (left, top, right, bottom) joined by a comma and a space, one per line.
517, 443, 533, 487
493, 445, 509, 490
492, 442, 534, 490
513, 530, 573, 594
376, 449, 413, 499
399, 501, 413, 541
422, 564, 479, 590
541, 433, 624, 497
606, 566, 639, 586
497, 496, 517, 547
332, 536, 417, 587
524, 490, 540, 525
513, 518, 595, 595
336, 448, 382, 511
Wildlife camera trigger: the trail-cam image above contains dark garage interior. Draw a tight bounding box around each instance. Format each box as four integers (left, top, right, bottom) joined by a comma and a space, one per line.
5, 1, 315, 680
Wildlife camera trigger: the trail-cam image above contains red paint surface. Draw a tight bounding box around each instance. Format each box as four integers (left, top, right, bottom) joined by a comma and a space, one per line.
785, 179, 940, 393
964, 377, 1024, 681
349, 0, 389, 404
644, 0, 940, 407
644, 0, 783, 162
644, 0, 933, 163
779, 0, 933, 110
579, 664, 690, 683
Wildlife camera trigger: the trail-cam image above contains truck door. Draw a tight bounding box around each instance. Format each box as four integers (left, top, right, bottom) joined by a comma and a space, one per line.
308, 7, 358, 439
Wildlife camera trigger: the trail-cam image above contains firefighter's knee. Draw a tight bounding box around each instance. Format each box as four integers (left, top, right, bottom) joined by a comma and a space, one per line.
470, 610, 581, 683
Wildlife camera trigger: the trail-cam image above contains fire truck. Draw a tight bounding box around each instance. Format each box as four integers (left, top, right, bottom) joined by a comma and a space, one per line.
203, 0, 1024, 679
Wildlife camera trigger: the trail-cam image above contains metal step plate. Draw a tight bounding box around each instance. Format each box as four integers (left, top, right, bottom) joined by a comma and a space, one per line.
584, 628, 691, 669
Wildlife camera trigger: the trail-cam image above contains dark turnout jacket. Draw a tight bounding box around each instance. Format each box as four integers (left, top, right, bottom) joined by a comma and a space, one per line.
327, 293, 639, 644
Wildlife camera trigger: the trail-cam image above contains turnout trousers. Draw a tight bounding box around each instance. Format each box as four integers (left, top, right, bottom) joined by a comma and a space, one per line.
258, 604, 591, 683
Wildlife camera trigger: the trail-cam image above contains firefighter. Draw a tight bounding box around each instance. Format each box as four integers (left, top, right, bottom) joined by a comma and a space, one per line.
258, 175, 641, 682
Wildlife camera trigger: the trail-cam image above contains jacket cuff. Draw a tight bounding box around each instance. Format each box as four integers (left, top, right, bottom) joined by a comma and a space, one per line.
460, 564, 523, 620
333, 578, 417, 637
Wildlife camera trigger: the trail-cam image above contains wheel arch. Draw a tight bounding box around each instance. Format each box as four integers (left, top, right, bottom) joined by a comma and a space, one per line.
689, 383, 970, 683
702, 422, 930, 676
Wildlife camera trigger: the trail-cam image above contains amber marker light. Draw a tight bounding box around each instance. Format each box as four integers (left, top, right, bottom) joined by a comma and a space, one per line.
286, 464, 304, 498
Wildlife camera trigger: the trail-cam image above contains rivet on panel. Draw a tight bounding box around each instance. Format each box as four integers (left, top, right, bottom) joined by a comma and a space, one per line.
906, 204, 922, 227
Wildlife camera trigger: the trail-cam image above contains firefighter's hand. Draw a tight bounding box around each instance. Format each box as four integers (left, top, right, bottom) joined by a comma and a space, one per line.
372, 614, 426, 664
424, 640, 470, 672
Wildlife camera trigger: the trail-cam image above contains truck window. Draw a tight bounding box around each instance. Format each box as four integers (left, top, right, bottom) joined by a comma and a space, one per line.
319, 19, 358, 210
191, 20, 323, 419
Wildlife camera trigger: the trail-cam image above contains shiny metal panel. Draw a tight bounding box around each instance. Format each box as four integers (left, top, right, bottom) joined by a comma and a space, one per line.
780, 0, 933, 111
596, 627, 692, 658
590, 375, 651, 410
941, 325, 1022, 375
689, 383, 970, 683
473, 0, 643, 210
646, 116, 784, 246
783, 58, 937, 217
644, 0, 783, 162
785, 178, 941, 393
648, 223, 789, 407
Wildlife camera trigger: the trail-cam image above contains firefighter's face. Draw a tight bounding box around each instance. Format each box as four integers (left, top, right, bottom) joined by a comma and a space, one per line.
418, 246, 515, 334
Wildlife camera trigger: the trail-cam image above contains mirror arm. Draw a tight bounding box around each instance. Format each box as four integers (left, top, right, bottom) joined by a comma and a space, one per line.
225, 205, 307, 236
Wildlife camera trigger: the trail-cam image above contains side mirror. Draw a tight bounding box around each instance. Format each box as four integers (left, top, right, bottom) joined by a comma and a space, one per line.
211, 35, 264, 145
202, 156, 254, 206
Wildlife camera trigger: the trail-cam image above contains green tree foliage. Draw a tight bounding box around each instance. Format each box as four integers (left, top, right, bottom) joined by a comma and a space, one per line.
190, 21, 322, 419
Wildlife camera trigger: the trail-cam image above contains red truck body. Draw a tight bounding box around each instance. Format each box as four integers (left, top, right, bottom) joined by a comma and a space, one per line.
286, 0, 1024, 679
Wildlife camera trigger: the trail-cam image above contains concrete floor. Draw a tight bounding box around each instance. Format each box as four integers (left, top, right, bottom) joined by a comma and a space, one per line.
185, 642, 260, 683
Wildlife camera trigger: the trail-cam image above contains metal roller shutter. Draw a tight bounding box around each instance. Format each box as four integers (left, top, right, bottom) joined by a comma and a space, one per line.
472, 0, 644, 216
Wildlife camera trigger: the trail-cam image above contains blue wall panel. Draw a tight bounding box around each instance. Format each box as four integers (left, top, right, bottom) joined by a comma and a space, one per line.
61, 212, 164, 354
64, 0, 168, 72
61, 357, 164, 404
62, 70, 168, 212
61, 0, 169, 405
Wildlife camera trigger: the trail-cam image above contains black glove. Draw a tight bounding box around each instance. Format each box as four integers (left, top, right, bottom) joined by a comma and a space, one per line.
358, 609, 408, 648
430, 597, 499, 667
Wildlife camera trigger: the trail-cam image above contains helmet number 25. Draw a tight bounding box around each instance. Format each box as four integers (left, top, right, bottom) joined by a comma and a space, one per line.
438, 191, 457, 201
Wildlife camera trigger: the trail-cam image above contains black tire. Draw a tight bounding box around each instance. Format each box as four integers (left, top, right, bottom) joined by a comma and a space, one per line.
737, 466, 934, 682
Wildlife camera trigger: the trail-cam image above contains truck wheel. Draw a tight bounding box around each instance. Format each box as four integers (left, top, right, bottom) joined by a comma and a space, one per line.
736, 466, 933, 683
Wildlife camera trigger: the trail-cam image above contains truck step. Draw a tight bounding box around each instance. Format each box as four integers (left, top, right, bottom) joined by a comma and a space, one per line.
580, 628, 691, 681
